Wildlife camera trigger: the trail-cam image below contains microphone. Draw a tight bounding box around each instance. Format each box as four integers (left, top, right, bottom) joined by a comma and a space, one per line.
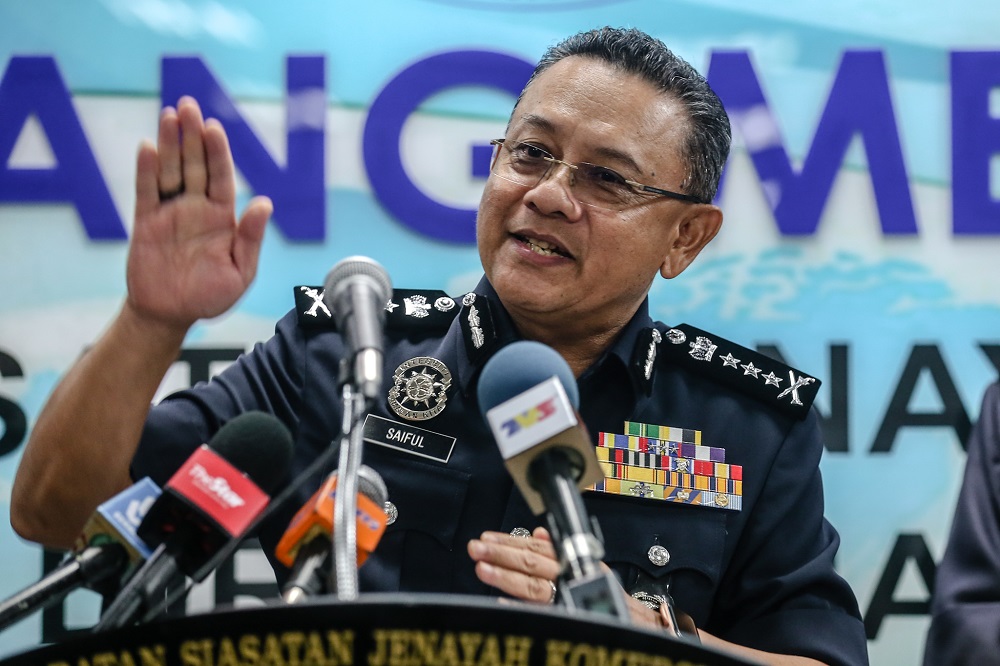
275, 465, 388, 604
322, 256, 393, 400
95, 411, 293, 629
477, 341, 604, 515
0, 478, 161, 631
477, 341, 628, 619
73, 477, 161, 571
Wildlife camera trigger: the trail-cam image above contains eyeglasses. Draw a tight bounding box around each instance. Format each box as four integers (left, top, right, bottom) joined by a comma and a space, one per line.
489, 139, 706, 211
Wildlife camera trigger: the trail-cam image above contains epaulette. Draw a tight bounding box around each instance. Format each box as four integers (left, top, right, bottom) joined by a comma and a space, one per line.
656, 323, 821, 421
293, 286, 459, 332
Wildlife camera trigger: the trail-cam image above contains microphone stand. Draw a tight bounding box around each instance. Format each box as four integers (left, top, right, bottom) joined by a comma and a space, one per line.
529, 450, 631, 620
0, 545, 127, 631
331, 367, 373, 600
93, 543, 178, 631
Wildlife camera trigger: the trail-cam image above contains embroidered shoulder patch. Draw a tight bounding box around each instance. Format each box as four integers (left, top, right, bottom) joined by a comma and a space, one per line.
657, 323, 821, 420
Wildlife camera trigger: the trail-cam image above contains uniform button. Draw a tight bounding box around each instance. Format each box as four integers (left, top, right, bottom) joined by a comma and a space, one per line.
648, 544, 670, 567
384, 501, 398, 525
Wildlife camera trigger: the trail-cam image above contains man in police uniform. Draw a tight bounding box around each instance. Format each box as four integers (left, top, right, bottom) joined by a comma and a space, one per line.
12, 27, 867, 665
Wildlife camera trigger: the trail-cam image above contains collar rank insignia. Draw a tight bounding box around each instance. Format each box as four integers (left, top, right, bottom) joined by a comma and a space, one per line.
459, 292, 499, 364
294, 286, 458, 332
658, 324, 821, 421
387, 356, 453, 422
587, 420, 742, 511
629, 327, 663, 395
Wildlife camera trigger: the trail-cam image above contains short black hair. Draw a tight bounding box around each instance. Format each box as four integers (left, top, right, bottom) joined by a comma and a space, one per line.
515, 27, 731, 204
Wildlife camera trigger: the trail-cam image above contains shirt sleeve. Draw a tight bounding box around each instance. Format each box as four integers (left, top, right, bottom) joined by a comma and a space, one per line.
131, 309, 307, 487
923, 381, 1000, 665
712, 408, 869, 666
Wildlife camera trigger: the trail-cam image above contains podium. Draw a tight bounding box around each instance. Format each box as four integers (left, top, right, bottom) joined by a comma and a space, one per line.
0, 594, 758, 666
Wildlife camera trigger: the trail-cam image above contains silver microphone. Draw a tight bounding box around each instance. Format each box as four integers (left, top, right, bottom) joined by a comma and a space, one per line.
322, 257, 393, 400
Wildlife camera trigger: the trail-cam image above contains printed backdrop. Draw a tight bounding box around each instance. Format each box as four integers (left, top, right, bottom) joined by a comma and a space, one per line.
2, 1, 999, 664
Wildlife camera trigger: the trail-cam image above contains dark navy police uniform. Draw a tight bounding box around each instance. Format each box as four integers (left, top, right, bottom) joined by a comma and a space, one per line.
923, 381, 1000, 665
132, 278, 867, 665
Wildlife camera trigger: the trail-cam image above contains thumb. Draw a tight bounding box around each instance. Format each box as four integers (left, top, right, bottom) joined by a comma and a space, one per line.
233, 195, 272, 284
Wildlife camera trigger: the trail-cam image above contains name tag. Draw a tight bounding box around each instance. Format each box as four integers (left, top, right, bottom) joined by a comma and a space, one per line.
363, 414, 456, 464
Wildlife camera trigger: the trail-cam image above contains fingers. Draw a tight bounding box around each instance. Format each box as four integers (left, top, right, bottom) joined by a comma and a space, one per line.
475, 560, 556, 604
531, 526, 552, 542
150, 97, 245, 208
233, 196, 272, 283
468, 531, 561, 604
155, 97, 212, 202
484, 530, 558, 562
134, 140, 160, 219
626, 594, 665, 630
178, 97, 208, 195
157, 105, 182, 198
204, 118, 236, 204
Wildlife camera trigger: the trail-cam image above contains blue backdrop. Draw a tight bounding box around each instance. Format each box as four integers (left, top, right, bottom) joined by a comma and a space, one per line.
2, 2, 999, 663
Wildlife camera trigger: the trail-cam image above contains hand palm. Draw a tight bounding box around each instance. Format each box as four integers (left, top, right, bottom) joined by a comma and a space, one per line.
125, 97, 270, 332
127, 196, 250, 327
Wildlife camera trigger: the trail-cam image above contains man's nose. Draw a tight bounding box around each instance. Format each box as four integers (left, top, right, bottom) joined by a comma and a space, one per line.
524, 161, 585, 220
541, 158, 578, 187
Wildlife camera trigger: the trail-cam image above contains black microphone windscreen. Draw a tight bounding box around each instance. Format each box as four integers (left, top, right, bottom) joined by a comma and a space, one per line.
477, 341, 580, 416
208, 411, 294, 494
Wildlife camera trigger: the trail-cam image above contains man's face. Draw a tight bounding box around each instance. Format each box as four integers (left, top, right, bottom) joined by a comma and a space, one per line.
476, 56, 719, 333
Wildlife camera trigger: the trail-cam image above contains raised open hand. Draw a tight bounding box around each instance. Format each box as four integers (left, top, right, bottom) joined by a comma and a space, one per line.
127, 96, 271, 332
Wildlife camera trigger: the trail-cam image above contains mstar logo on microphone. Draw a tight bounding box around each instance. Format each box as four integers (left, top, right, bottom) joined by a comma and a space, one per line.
167, 444, 268, 536
486, 377, 579, 460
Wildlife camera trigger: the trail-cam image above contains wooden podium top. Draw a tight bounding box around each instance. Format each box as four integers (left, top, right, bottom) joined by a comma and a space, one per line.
1, 593, 758, 666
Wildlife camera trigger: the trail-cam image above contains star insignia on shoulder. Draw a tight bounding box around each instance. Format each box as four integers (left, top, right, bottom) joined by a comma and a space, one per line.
631, 322, 823, 420
720, 352, 741, 368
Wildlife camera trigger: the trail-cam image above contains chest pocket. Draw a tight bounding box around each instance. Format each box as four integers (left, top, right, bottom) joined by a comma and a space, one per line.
360, 444, 471, 592
586, 492, 727, 624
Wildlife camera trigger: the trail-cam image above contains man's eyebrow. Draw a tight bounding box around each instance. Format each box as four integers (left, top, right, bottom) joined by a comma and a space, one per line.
589, 146, 643, 177
516, 114, 556, 134
514, 114, 646, 176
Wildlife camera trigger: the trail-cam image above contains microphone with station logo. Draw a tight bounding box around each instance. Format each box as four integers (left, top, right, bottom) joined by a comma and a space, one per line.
94, 412, 293, 630
0, 478, 161, 631
275, 466, 388, 603
478, 341, 629, 620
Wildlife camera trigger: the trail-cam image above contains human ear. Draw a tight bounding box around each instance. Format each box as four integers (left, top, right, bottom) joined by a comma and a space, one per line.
659, 205, 723, 279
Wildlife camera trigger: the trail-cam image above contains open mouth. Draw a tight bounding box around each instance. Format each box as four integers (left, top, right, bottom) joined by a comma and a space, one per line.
513, 233, 573, 259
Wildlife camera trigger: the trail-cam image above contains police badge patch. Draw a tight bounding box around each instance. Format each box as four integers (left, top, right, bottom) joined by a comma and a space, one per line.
387, 356, 453, 421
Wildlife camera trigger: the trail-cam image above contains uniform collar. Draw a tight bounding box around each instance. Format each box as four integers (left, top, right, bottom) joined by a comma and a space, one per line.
454, 277, 517, 398
454, 277, 659, 399
581, 296, 659, 398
